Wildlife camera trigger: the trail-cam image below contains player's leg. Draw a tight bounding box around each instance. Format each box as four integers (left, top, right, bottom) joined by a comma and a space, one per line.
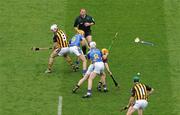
61, 47, 76, 71
100, 72, 108, 92
84, 35, 92, 54
97, 63, 109, 90
63, 54, 72, 65
81, 36, 86, 55
138, 109, 143, 115
137, 100, 148, 115
70, 46, 87, 74
127, 100, 143, 115
63, 54, 77, 71
78, 74, 89, 86
72, 73, 90, 93
97, 80, 103, 91
70, 47, 80, 69
45, 49, 58, 73
86, 35, 92, 43
75, 57, 80, 69
78, 54, 87, 75
126, 106, 136, 115
72, 64, 94, 93
97, 62, 107, 92
83, 62, 103, 98
82, 72, 97, 98
82, 32, 92, 55
97, 72, 107, 92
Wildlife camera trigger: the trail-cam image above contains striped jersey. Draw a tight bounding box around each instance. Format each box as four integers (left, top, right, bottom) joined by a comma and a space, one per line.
53, 29, 68, 48
131, 83, 152, 100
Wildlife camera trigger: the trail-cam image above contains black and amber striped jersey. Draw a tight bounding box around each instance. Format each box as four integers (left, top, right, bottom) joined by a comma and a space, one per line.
53, 29, 68, 48
131, 83, 152, 100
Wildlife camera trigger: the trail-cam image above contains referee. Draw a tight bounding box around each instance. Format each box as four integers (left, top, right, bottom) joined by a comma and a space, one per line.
123, 76, 154, 115
74, 8, 95, 55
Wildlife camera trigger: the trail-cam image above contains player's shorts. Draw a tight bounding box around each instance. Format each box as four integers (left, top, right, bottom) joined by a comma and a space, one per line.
85, 64, 94, 75
102, 58, 108, 63
93, 62, 104, 74
56, 47, 69, 56
133, 100, 148, 110
84, 30, 91, 38
69, 46, 83, 56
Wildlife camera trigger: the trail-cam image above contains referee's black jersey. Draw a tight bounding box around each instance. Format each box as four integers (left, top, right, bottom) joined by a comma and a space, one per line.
131, 83, 152, 100
74, 15, 95, 32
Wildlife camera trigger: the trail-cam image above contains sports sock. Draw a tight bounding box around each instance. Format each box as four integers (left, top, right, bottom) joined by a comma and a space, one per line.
75, 60, 80, 65
98, 82, 102, 88
82, 69, 87, 75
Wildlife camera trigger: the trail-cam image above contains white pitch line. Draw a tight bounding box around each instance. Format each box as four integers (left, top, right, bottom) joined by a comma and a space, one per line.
58, 96, 63, 115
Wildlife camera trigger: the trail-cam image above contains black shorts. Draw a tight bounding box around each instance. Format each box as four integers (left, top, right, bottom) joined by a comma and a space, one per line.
84, 30, 91, 38
103, 58, 108, 63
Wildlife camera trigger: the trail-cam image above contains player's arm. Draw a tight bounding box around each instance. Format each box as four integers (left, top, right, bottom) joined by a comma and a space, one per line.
104, 62, 112, 75
52, 35, 58, 50
148, 88, 154, 95
84, 16, 95, 27
52, 42, 58, 50
127, 96, 135, 108
120, 87, 135, 111
85, 22, 94, 27
125, 87, 135, 108
146, 85, 154, 95
89, 16, 95, 25
102, 52, 112, 75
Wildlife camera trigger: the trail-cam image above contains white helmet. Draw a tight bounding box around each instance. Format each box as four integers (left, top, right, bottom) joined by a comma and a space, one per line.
50, 24, 58, 31
89, 41, 96, 48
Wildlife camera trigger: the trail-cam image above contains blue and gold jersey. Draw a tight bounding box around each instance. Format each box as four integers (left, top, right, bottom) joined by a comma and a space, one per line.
87, 48, 103, 63
69, 34, 84, 47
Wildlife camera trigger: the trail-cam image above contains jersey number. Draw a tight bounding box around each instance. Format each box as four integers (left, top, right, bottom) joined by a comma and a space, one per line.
60, 33, 67, 41
71, 37, 76, 42
94, 54, 99, 59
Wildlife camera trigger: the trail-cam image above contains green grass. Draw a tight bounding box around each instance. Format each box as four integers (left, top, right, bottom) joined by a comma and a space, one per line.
0, 0, 179, 115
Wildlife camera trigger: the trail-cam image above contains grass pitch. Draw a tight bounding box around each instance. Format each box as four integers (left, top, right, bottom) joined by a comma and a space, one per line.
0, 0, 179, 115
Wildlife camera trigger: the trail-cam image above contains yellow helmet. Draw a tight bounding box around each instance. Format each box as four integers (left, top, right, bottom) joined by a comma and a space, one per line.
102, 48, 109, 55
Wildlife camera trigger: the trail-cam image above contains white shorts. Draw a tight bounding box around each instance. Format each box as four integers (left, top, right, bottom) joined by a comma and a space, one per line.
133, 100, 148, 110
69, 46, 83, 56
93, 62, 104, 74
85, 64, 94, 75
56, 47, 69, 56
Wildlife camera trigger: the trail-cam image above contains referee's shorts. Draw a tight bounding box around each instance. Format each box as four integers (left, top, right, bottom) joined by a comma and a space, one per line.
84, 30, 91, 38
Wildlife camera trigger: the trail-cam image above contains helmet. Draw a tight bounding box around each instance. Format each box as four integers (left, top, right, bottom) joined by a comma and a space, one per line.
133, 76, 140, 82
89, 41, 96, 48
50, 24, 58, 31
102, 48, 109, 55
